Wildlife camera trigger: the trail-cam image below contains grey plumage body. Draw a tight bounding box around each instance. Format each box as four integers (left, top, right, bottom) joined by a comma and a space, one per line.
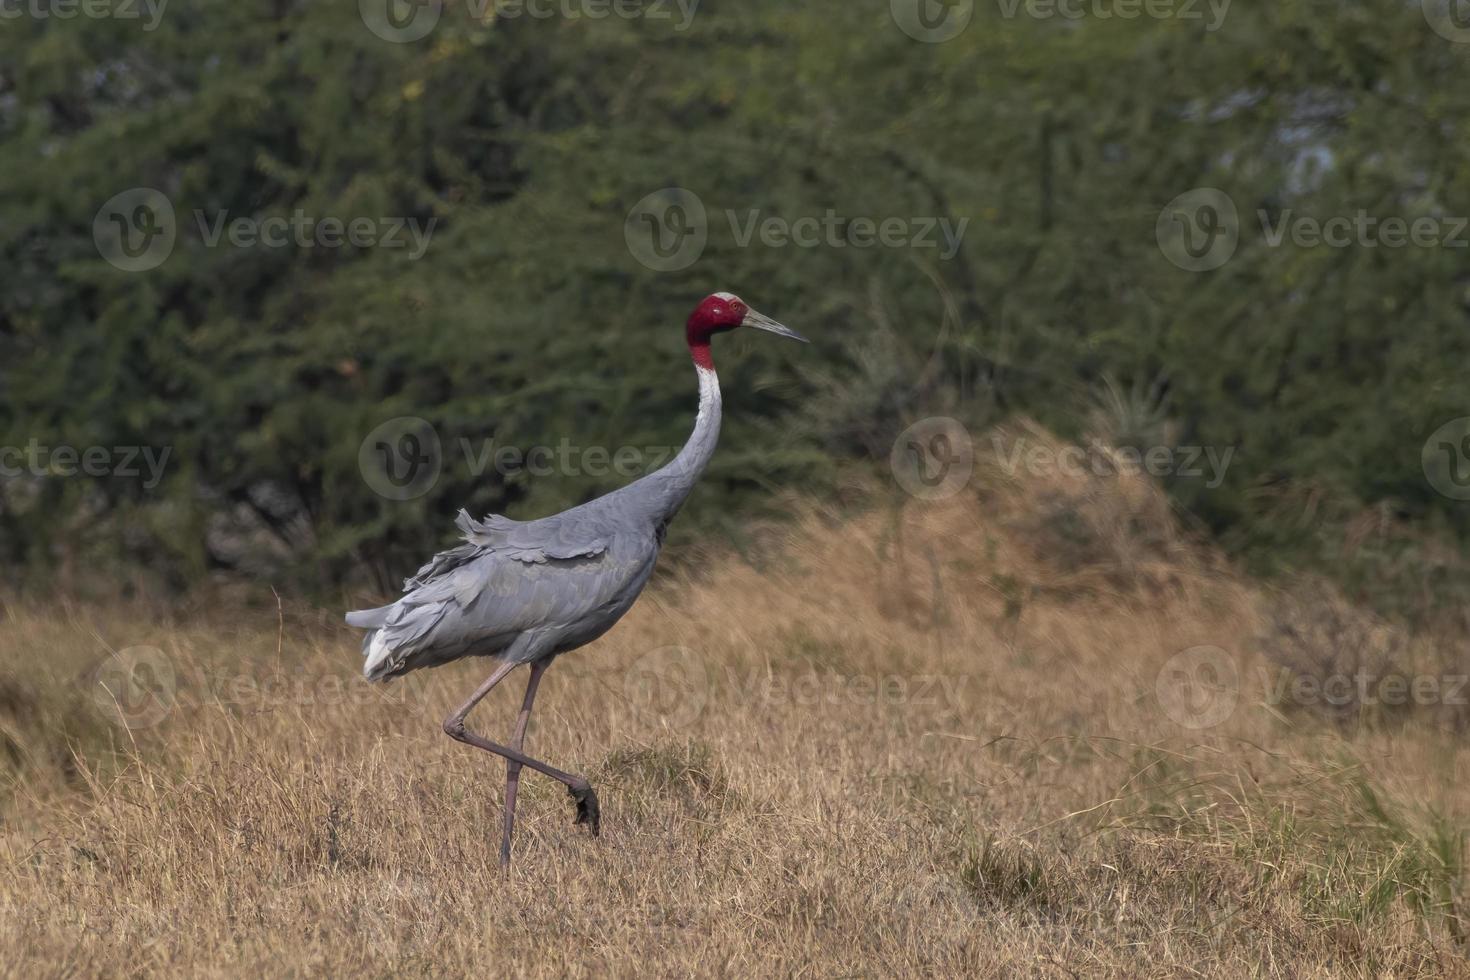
347, 365, 721, 681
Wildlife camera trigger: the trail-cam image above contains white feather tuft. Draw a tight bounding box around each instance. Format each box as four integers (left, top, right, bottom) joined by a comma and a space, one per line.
363, 631, 395, 680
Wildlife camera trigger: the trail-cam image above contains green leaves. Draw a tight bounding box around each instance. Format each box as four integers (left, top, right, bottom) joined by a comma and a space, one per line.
2, 1, 1467, 594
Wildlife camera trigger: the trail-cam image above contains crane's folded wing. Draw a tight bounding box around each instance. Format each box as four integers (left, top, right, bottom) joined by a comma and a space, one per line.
401, 509, 611, 591
346, 508, 624, 677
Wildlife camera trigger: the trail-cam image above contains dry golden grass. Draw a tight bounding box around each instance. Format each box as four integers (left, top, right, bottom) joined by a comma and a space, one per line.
2, 426, 1468, 977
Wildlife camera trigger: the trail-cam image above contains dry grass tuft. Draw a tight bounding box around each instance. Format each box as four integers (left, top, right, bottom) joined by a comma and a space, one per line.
2, 426, 1469, 976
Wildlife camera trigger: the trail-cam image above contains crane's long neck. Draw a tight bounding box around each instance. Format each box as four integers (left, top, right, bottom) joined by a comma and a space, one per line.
644, 346, 722, 523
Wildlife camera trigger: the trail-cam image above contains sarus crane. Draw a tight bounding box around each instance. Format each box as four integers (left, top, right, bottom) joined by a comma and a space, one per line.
346, 293, 806, 865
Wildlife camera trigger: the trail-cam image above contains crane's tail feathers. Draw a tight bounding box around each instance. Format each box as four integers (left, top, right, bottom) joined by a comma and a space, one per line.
345, 605, 394, 629
346, 605, 403, 680
362, 630, 397, 681
349, 599, 455, 681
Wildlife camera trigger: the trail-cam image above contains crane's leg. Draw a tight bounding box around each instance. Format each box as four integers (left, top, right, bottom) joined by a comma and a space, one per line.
500, 660, 546, 866
442, 660, 600, 863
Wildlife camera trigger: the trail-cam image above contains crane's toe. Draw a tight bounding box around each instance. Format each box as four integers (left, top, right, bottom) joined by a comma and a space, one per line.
568, 782, 600, 837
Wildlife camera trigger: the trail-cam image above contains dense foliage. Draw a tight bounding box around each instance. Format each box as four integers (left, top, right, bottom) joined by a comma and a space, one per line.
2, 0, 1468, 597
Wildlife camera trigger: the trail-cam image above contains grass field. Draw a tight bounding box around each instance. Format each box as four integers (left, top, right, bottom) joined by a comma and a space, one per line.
2, 427, 1468, 977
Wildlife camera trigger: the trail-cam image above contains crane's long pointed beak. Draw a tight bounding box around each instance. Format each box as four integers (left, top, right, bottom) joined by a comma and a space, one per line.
743, 309, 808, 343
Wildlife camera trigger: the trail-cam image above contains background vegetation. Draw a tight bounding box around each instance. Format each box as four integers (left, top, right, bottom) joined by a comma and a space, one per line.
3, 0, 1468, 609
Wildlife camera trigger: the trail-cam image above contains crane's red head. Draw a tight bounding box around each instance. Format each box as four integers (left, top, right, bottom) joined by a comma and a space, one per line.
685, 292, 806, 370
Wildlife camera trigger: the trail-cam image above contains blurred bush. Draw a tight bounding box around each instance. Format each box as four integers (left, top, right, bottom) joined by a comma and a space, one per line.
1, 1, 1467, 605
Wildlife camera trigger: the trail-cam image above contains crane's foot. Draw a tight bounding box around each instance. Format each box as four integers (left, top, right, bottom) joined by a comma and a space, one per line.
568, 781, 600, 837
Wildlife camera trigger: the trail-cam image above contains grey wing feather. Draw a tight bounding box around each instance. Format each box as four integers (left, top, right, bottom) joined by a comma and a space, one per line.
348, 507, 634, 680
404, 509, 610, 588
